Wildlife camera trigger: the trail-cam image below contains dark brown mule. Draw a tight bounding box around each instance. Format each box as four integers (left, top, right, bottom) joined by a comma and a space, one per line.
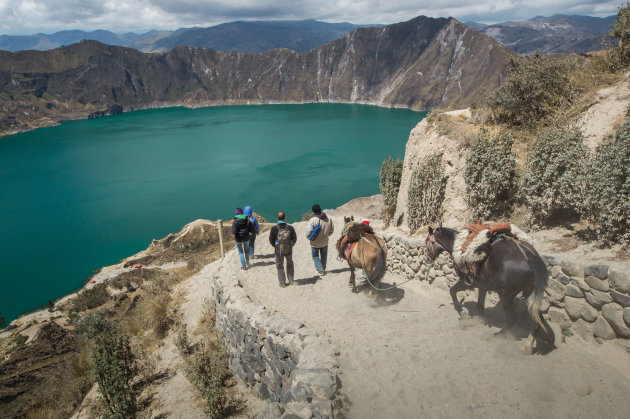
424, 226, 553, 352
338, 216, 388, 297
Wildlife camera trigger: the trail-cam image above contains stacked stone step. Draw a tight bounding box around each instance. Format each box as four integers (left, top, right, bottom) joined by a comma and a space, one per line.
211, 270, 341, 419
543, 257, 630, 341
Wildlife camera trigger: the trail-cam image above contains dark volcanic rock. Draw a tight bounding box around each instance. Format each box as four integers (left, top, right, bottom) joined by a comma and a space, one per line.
0, 322, 78, 418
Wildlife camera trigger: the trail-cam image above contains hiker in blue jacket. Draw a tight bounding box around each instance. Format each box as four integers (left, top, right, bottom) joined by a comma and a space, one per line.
232, 207, 254, 270
244, 206, 260, 259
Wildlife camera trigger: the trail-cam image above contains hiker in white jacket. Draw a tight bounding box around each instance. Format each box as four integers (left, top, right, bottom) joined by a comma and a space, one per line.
306, 204, 335, 276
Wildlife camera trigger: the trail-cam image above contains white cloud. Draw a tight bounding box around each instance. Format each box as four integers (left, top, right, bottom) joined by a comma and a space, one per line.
0, 0, 621, 34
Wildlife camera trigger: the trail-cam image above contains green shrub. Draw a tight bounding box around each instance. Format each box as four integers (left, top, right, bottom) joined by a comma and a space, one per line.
488, 54, 575, 127
407, 153, 447, 231
587, 116, 630, 246
379, 156, 403, 224
600, 3, 630, 72
464, 129, 516, 219
174, 327, 193, 356
521, 129, 588, 225
76, 312, 137, 418
177, 327, 241, 418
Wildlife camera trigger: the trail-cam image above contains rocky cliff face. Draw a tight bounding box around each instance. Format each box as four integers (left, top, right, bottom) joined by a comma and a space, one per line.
0, 15, 512, 136
393, 115, 472, 231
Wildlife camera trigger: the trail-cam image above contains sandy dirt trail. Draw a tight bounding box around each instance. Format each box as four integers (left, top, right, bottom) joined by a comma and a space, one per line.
195, 215, 630, 418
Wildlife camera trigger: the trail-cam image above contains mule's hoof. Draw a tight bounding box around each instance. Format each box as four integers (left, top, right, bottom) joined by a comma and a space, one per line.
458, 308, 470, 320
368, 290, 376, 298
352, 287, 359, 294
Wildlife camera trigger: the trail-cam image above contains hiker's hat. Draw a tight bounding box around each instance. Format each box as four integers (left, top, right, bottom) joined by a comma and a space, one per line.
312, 204, 321, 214
361, 219, 370, 225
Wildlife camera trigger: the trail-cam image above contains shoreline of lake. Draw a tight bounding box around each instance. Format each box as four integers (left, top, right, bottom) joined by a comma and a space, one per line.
1, 98, 426, 139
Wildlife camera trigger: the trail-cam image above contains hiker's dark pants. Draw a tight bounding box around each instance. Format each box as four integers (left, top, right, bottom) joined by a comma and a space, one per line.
275, 252, 294, 286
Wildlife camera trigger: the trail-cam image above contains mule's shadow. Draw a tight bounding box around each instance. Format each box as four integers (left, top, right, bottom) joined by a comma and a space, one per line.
328, 267, 351, 274
462, 299, 531, 339
461, 299, 557, 353
354, 280, 405, 305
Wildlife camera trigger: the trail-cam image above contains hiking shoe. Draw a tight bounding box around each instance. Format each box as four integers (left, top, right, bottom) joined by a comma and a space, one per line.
241, 266, 248, 271
319, 271, 327, 276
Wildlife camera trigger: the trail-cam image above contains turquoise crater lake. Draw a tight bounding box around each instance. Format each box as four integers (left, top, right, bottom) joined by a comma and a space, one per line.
0, 104, 424, 324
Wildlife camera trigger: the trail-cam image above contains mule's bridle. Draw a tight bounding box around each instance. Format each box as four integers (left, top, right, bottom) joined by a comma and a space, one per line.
424, 233, 439, 262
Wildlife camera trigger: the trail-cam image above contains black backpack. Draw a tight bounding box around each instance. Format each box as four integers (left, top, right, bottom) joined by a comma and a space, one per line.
236, 218, 252, 241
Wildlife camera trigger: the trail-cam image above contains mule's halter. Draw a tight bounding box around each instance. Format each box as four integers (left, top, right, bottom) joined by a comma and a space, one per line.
424, 233, 439, 262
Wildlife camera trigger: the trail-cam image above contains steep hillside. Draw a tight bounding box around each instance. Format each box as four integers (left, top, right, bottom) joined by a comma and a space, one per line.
472, 14, 616, 55
0, 15, 512, 136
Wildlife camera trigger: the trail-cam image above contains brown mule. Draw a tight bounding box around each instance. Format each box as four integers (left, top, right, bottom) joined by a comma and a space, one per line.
338, 216, 388, 297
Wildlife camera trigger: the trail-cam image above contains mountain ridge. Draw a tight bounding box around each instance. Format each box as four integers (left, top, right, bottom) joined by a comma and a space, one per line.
469, 14, 616, 54
0, 15, 512, 136
0, 20, 373, 53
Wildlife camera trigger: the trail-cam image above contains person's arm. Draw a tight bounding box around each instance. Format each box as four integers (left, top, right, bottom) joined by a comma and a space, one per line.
269, 227, 276, 247
231, 220, 237, 236
254, 218, 260, 235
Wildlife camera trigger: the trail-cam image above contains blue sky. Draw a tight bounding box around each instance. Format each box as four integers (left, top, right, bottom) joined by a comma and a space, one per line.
0, 0, 621, 35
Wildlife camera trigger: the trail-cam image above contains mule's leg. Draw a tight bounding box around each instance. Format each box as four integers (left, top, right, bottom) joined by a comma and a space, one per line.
502, 296, 517, 328
449, 280, 467, 313
477, 289, 487, 316
349, 268, 357, 293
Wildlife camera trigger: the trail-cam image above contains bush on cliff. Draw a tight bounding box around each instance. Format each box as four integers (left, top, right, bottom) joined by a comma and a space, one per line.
600, 3, 630, 72
76, 312, 137, 419
407, 152, 447, 231
586, 115, 630, 246
521, 128, 587, 226
488, 54, 575, 128
380, 156, 403, 224
464, 129, 516, 220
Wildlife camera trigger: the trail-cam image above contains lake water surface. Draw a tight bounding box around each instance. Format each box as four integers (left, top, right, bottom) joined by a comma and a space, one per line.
0, 104, 424, 324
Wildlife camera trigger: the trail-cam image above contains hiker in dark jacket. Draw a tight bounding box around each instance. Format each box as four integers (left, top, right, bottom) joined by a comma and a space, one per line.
244, 205, 260, 258
269, 211, 297, 287
232, 207, 254, 270
306, 204, 334, 276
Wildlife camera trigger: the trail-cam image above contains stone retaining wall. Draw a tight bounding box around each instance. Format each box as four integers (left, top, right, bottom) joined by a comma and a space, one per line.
211, 269, 341, 419
381, 233, 630, 342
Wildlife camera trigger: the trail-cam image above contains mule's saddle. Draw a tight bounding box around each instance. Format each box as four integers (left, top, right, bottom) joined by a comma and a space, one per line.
461, 222, 511, 253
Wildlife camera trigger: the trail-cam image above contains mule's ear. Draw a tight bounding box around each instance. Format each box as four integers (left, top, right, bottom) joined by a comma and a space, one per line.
428, 226, 434, 235
351, 216, 354, 221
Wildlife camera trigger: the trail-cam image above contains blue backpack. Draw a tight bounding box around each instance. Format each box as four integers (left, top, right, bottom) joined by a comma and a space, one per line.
308, 222, 321, 241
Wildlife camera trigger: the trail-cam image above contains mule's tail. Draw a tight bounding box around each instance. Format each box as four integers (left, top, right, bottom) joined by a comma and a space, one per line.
367, 237, 387, 284
527, 249, 549, 332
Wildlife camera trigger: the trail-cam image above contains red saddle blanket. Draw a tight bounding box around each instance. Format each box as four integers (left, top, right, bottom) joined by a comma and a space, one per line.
344, 241, 358, 260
